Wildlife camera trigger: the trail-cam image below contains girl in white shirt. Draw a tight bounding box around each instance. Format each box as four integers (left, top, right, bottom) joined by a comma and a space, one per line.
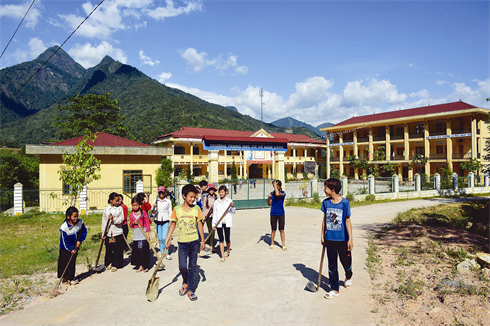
101, 192, 124, 271
212, 185, 236, 262
152, 186, 173, 259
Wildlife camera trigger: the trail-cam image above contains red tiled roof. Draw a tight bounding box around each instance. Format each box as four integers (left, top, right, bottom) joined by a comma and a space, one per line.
333, 101, 478, 127
50, 132, 150, 147
155, 127, 323, 144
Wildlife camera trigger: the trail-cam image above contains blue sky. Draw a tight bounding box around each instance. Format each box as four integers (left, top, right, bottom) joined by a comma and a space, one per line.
1, 0, 489, 126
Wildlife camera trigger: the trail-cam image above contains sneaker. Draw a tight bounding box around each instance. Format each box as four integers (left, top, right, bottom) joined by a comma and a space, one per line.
165, 254, 172, 260
344, 278, 352, 288
111, 267, 117, 272
70, 280, 79, 285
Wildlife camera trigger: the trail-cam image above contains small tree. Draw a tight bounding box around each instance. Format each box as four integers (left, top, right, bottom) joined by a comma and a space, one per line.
231, 161, 238, 180
411, 153, 429, 175
330, 169, 340, 179
186, 164, 192, 182
155, 157, 175, 187
58, 131, 101, 206
292, 166, 298, 180
460, 158, 482, 174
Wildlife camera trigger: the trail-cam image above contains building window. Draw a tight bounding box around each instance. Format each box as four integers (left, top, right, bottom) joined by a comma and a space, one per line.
436, 145, 444, 154
436, 123, 444, 132
174, 146, 185, 155
193, 146, 199, 155
123, 170, 143, 193
63, 183, 71, 195
193, 167, 202, 176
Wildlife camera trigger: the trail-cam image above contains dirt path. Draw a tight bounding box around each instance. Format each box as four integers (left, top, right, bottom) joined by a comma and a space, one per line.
1, 198, 454, 325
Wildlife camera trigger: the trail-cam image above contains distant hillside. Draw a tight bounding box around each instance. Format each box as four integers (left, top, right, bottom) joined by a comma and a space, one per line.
271, 117, 332, 137
0, 49, 319, 146
0, 46, 85, 125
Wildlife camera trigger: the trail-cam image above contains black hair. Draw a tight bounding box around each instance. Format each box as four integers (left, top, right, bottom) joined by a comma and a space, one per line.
65, 206, 78, 218
324, 178, 341, 194
182, 184, 198, 197
135, 192, 146, 205
108, 192, 119, 204
275, 180, 282, 188
218, 185, 228, 193
131, 196, 142, 212
118, 194, 123, 201
199, 180, 208, 188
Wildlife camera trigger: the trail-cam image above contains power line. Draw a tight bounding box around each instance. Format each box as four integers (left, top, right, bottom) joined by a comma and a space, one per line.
0, 0, 37, 60
0, 0, 106, 111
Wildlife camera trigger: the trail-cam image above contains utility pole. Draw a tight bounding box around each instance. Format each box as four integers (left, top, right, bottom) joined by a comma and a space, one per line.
260, 88, 264, 130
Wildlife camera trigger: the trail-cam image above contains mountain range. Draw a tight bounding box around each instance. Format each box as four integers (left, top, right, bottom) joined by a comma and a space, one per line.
270, 117, 333, 138
0, 47, 327, 147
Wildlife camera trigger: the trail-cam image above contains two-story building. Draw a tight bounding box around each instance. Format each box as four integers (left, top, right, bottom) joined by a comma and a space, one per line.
152, 127, 324, 184
322, 101, 489, 179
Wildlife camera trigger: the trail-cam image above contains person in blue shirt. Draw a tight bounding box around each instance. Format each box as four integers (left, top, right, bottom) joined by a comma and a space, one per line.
58, 206, 87, 285
321, 178, 353, 299
267, 180, 287, 250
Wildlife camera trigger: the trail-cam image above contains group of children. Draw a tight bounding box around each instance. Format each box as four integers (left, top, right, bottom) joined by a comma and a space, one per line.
58, 177, 352, 301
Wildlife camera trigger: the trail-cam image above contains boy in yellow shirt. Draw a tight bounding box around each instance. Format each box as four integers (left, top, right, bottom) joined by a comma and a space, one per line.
165, 184, 205, 301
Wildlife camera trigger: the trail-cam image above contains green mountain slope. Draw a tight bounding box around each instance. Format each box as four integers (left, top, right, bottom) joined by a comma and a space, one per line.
0, 50, 320, 146
0, 46, 85, 124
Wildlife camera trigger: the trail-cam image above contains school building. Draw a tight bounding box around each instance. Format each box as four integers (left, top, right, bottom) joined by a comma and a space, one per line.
26, 127, 324, 195
151, 127, 324, 184
321, 101, 489, 180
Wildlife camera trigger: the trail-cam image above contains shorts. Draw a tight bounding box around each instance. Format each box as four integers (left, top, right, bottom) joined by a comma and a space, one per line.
270, 215, 285, 231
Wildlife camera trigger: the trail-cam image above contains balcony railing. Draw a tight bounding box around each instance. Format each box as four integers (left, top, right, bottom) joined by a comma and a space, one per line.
429, 130, 446, 136
409, 133, 423, 139
452, 152, 472, 159
357, 137, 369, 143
391, 155, 405, 161
330, 139, 340, 144
330, 157, 340, 162
452, 128, 471, 135
390, 134, 404, 140
373, 136, 385, 141
429, 153, 447, 159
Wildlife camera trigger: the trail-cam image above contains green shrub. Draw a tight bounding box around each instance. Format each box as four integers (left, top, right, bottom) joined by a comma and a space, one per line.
313, 191, 320, 203
346, 192, 355, 202
366, 194, 376, 201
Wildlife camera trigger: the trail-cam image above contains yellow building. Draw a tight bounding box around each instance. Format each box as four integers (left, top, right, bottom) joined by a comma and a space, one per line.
322, 101, 489, 180
152, 127, 324, 184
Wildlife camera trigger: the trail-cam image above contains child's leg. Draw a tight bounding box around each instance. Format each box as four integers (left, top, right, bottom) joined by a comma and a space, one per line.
57, 249, 71, 280
278, 215, 286, 248
187, 240, 200, 293
104, 238, 113, 267
205, 218, 214, 246
325, 241, 340, 292
130, 241, 138, 266
224, 226, 231, 254
142, 240, 150, 270
270, 215, 277, 247
337, 241, 353, 280
113, 235, 124, 268
217, 227, 225, 260
178, 242, 189, 287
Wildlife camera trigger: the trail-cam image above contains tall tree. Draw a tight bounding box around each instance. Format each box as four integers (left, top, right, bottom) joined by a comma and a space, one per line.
58, 131, 101, 206
52, 93, 132, 140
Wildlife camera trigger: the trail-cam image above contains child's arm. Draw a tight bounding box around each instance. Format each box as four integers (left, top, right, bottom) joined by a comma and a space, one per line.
165, 221, 176, 248
346, 216, 353, 251
321, 212, 326, 246
197, 209, 205, 250
78, 222, 88, 248
229, 199, 236, 214
112, 207, 124, 225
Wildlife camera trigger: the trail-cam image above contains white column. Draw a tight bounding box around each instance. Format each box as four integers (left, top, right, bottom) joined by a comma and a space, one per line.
468, 172, 475, 189
414, 173, 421, 192
79, 185, 87, 215
452, 172, 458, 191
136, 180, 144, 194
14, 182, 23, 216
434, 173, 441, 191
368, 175, 375, 195
341, 176, 348, 197
392, 174, 399, 197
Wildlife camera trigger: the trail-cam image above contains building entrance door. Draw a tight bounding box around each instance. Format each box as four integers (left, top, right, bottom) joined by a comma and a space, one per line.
248, 164, 263, 179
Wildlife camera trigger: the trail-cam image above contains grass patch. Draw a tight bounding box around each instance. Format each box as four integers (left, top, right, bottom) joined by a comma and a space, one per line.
0, 210, 103, 278
366, 236, 381, 279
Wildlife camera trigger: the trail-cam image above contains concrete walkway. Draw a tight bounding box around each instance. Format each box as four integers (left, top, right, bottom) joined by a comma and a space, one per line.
2, 198, 453, 325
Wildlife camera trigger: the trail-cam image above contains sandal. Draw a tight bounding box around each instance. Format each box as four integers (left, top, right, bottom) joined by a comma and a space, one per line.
324, 291, 340, 299
344, 278, 352, 288
188, 292, 198, 301
282, 246, 287, 251
269, 245, 274, 250
179, 284, 188, 296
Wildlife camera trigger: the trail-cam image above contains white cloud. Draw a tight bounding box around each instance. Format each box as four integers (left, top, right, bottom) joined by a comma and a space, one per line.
28, 37, 47, 59
287, 76, 333, 109
0, 1, 41, 28
436, 80, 449, 85
146, 0, 203, 20
139, 50, 159, 66
158, 72, 172, 83
410, 90, 429, 98
180, 47, 248, 75
67, 41, 127, 68
341, 78, 407, 108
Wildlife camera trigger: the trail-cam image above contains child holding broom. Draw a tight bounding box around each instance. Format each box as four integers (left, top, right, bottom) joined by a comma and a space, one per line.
129, 196, 151, 272
212, 185, 236, 262
165, 184, 205, 301
321, 178, 353, 299
102, 192, 125, 272
58, 206, 87, 285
